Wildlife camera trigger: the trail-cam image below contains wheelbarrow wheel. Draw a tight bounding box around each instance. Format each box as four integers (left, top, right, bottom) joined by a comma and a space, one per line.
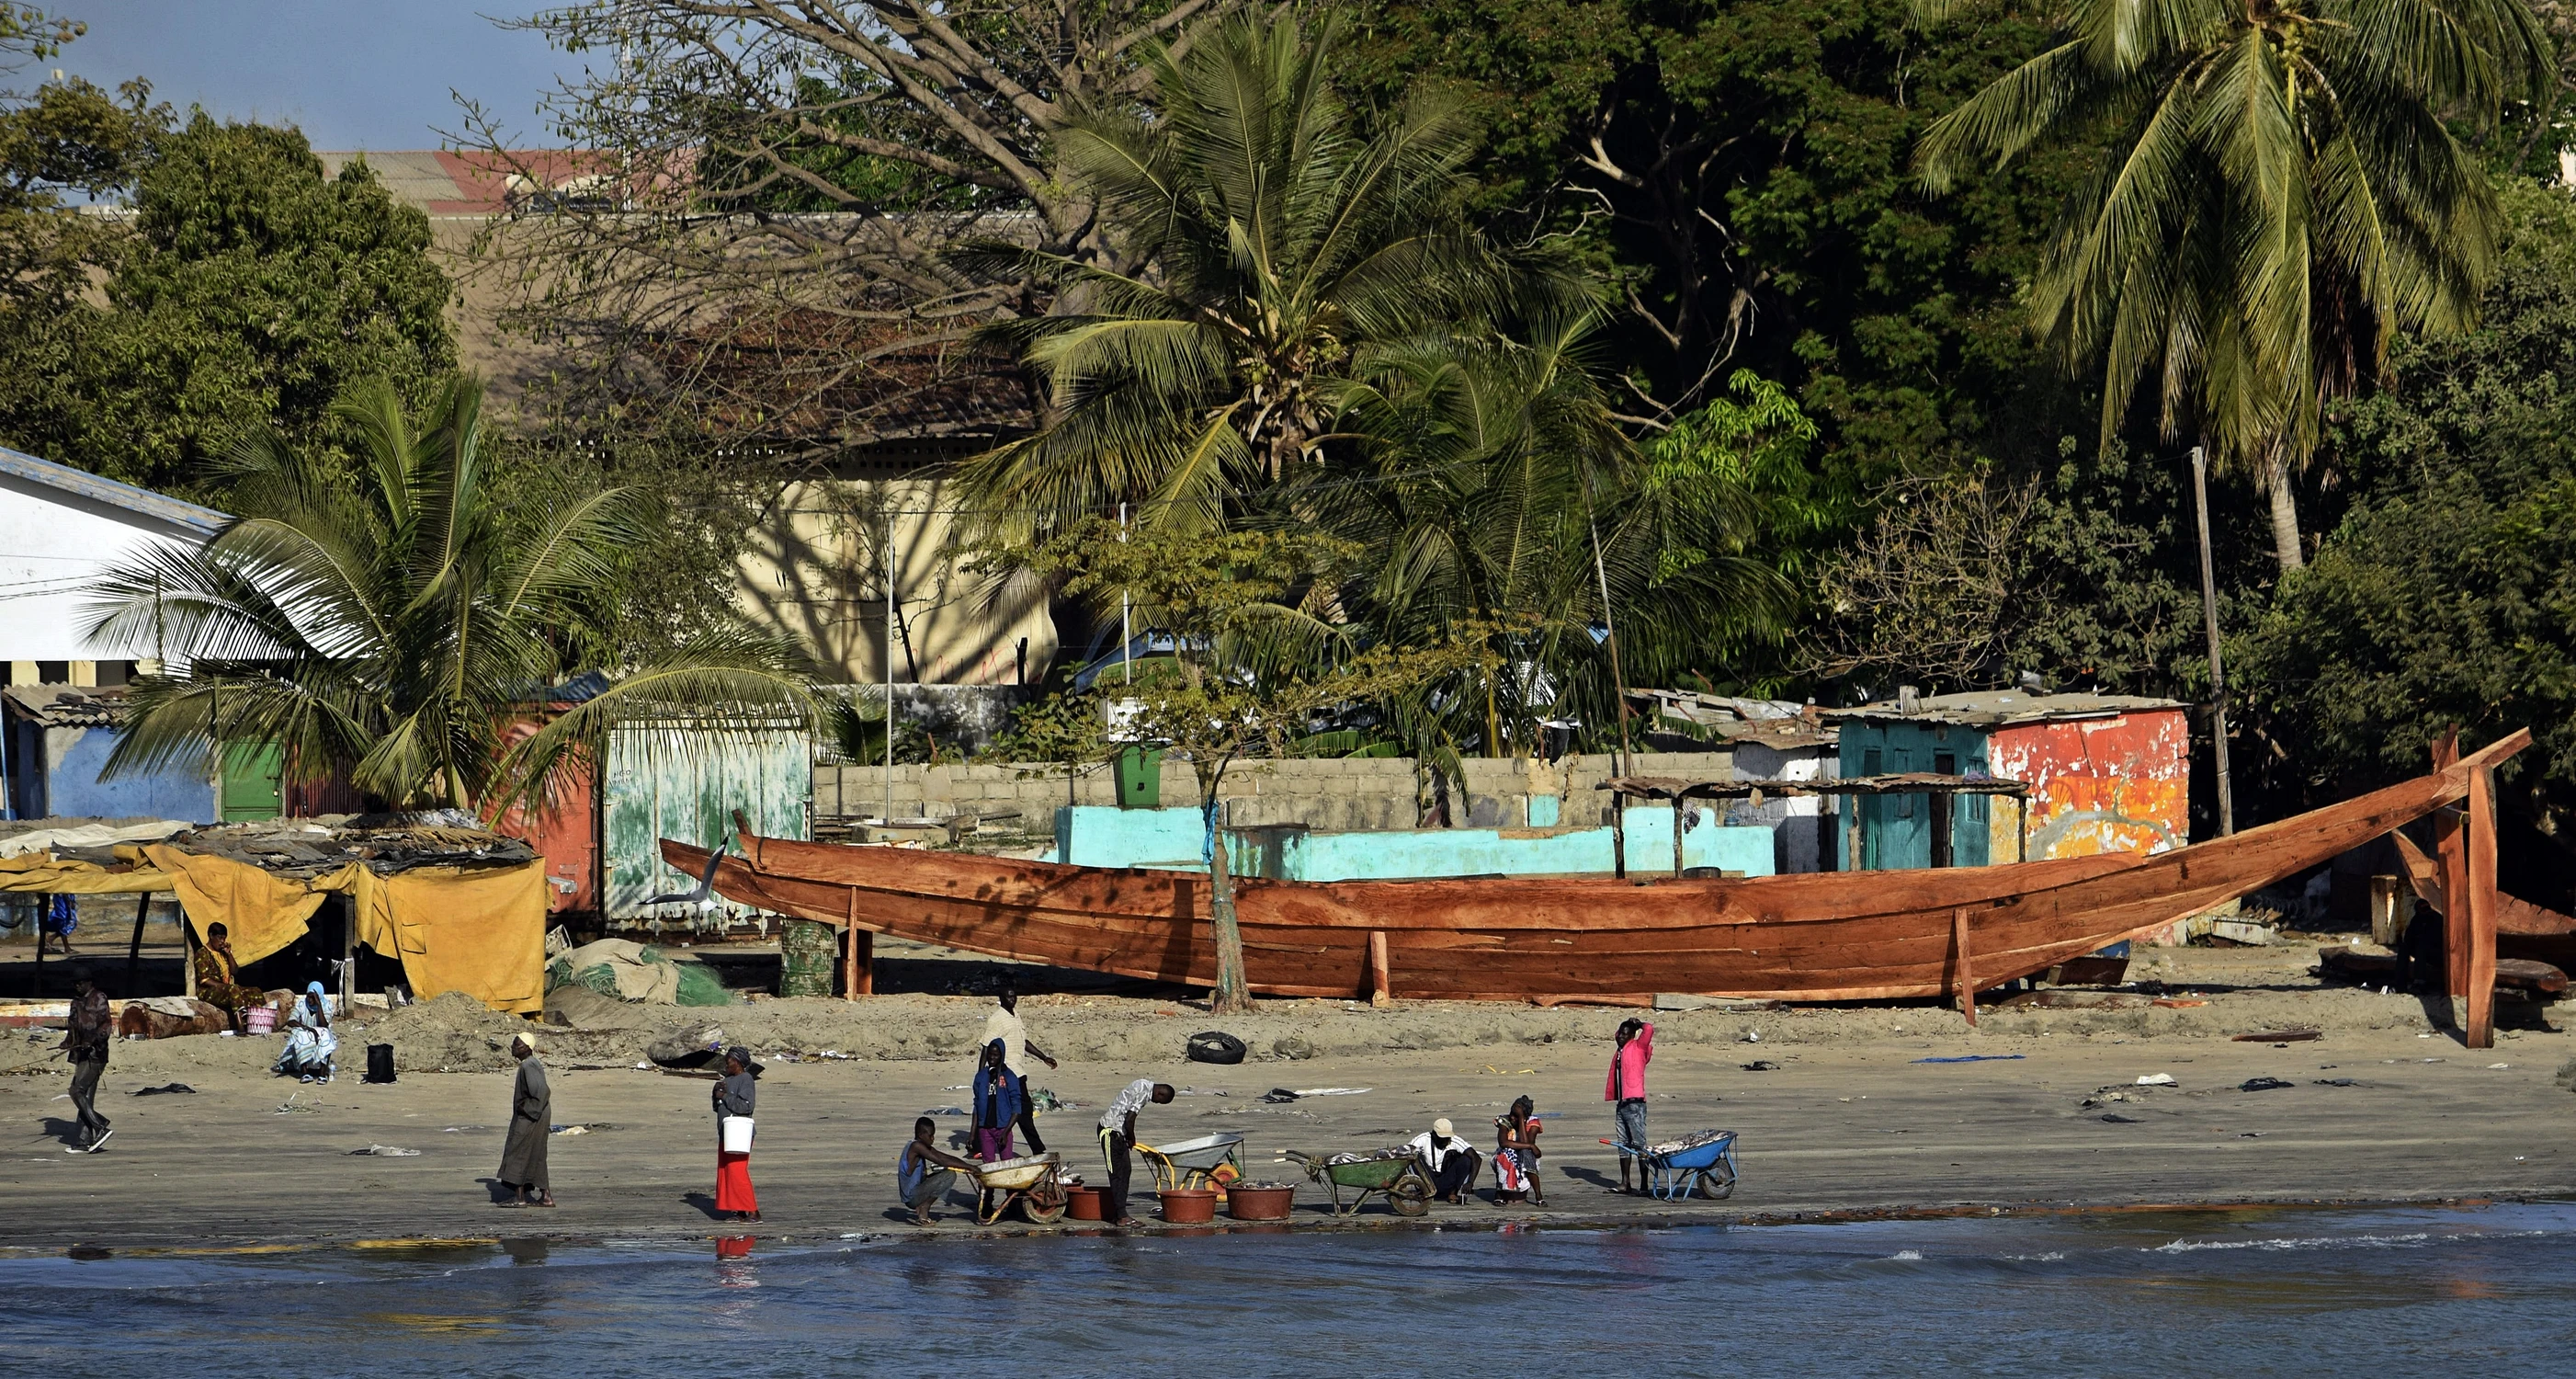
1698, 1161, 1737, 1201
1389, 1172, 1432, 1216
1022, 1181, 1069, 1225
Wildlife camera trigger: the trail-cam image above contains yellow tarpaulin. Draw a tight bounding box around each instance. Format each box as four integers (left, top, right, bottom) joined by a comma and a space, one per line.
0, 853, 171, 895
141, 846, 333, 965
348, 862, 548, 1015
7, 846, 546, 1015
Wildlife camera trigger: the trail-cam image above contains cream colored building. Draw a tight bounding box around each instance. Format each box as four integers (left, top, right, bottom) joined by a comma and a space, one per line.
735, 469, 1055, 686
323, 150, 1055, 688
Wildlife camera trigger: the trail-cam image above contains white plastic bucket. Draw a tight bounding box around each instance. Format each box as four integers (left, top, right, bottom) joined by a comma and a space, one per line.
721, 1116, 755, 1155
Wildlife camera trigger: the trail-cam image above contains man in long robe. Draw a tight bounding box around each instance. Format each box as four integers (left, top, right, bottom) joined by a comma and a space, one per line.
497, 1031, 553, 1207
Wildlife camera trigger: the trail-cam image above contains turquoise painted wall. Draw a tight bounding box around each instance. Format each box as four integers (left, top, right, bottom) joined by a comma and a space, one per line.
1834, 719, 1993, 869
1050, 805, 1774, 880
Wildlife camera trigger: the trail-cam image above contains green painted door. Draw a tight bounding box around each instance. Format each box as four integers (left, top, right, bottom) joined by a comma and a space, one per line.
604, 727, 811, 917
219, 743, 282, 822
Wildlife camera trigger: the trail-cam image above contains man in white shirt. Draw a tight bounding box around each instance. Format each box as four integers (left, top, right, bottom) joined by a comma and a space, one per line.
1097, 1077, 1174, 1226
1407, 1117, 1481, 1204
981, 986, 1059, 1152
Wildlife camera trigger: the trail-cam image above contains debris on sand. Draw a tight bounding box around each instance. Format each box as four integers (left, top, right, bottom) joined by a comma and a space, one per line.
350, 992, 534, 1074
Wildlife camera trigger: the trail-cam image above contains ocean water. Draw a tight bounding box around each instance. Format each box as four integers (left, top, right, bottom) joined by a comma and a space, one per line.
6, 1202, 2574, 1376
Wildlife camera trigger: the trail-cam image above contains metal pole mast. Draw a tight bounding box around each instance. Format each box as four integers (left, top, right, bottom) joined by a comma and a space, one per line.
884, 505, 896, 823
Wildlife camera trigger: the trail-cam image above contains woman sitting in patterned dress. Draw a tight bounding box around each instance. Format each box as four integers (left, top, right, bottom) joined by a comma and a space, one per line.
191, 923, 266, 1030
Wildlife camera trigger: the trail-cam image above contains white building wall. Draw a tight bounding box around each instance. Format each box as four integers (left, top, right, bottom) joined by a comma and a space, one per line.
0, 468, 213, 663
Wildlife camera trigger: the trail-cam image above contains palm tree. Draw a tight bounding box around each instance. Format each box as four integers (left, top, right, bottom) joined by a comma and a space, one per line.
954, 11, 1582, 535
1303, 306, 1799, 758
1913, 0, 2553, 571
85, 375, 816, 812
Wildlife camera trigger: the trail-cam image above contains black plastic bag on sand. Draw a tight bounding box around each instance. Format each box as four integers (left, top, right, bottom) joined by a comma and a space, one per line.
1187, 1031, 1248, 1065
366, 1043, 397, 1084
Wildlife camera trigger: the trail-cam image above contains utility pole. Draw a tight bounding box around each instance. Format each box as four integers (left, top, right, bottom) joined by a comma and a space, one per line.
884, 505, 896, 823
1589, 519, 1634, 881
1118, 503, 1132, 686
2190, 446, 2236, 836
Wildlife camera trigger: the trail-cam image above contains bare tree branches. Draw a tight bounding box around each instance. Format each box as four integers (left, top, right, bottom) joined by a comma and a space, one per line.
1800, 473, 2037, 691
454, 1, 1253, 470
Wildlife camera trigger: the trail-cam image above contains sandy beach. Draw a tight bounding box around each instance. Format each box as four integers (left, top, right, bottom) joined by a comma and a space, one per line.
4, 941, 2570, 1250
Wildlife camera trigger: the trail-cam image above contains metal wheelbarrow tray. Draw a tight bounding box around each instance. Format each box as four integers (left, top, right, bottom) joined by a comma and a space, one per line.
1136, 1133, 1246, 1192
967, 1151, 1070, 1225
1285, 1149, 1434, 1216
1640, 1131, 1738, 1202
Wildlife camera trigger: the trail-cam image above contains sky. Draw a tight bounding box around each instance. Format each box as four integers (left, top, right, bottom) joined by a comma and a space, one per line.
48, 1, 585, 150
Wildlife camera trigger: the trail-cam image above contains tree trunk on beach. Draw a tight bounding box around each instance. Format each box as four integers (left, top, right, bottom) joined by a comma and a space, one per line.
1206, 798, 1252, 1014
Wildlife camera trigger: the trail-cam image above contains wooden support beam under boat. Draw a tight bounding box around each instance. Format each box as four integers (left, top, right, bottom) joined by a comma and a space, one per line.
1952, 906, 1976, 1027
2468, 764, 2500, 1049
1369, 930, 1391, 1008
843, 887, 871, 997
2434, 730, 2468, 1001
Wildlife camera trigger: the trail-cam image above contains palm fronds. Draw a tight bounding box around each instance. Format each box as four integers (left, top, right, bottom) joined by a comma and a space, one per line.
85, 374, 820, 813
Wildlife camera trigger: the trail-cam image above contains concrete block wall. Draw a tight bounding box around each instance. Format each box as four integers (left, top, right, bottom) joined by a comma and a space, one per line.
814, 750, 1737, 835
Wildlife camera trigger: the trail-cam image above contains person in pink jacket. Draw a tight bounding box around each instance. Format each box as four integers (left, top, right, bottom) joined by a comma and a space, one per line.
1605, 1018, 1654, 1193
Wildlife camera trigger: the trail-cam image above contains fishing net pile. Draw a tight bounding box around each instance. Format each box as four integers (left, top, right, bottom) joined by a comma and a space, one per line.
545, 939, 732, 1007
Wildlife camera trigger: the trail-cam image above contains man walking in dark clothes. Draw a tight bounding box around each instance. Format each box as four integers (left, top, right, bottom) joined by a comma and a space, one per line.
62, 974, 112, 1152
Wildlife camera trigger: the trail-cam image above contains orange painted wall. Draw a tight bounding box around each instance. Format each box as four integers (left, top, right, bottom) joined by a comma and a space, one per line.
492, 720, 597, 914
1985, 710, 2191, 863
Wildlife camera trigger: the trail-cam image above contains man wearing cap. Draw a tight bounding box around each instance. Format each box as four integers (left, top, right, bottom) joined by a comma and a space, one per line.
497, 1030, 554, 1207
1407, 1118, 1481, 1204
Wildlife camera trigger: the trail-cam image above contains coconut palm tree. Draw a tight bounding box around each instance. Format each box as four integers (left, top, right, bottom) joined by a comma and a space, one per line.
953, 11, 1583, 536
85, 374, 816, 812
1912, 0, 2554, 571
1300, 303, 1800, 758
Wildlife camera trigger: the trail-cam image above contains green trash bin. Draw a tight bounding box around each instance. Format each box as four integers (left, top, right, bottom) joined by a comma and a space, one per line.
779, 918, 838, 997
1115, 745, 1163, 809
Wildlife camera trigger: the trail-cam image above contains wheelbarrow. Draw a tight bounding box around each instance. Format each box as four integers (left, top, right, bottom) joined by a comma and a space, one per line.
967, 1151, 1070, 1225
1284, 1149, 1433, 1216
1637, 1131, 1737, 1202
1136, 1133, 1245, 1193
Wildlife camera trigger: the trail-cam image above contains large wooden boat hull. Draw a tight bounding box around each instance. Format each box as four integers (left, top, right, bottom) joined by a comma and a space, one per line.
664, 732, 2528, 1003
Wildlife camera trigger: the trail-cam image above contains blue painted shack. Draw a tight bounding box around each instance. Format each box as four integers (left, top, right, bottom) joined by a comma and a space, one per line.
1826, 690, 2191, 871
3, 685, 219, 822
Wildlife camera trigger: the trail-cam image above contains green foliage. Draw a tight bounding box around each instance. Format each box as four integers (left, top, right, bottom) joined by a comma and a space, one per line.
2241, 180, 2576, 850
1641, 370, 1830, 584
0, 99, 455, 495
955, 12, 1588, 535
1914, 0, 2555, 567
1343, 0, 2089, 499
83, 376, 818, 814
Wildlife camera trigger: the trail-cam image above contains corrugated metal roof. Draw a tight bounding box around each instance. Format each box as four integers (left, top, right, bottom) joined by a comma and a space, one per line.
2, 685, 130, 727
0, 446, 229, 538
1825, 688, 2186, 728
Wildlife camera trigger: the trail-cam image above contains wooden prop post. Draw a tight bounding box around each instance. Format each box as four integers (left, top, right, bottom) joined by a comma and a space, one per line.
340, 893, 356, 1015
1672, 797, 1688, 878
2466, 764, 2500, 1049
1611, 793, 1628, 880
127, 892, 151, 997
1952, 906, 1977, 1027
2432, 730, 2468, 1006
843, 888, 872, 997
1368, 930, 1392, 1008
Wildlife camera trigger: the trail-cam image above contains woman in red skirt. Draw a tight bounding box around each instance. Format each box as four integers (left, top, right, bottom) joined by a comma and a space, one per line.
713, 1046, 761, 1222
